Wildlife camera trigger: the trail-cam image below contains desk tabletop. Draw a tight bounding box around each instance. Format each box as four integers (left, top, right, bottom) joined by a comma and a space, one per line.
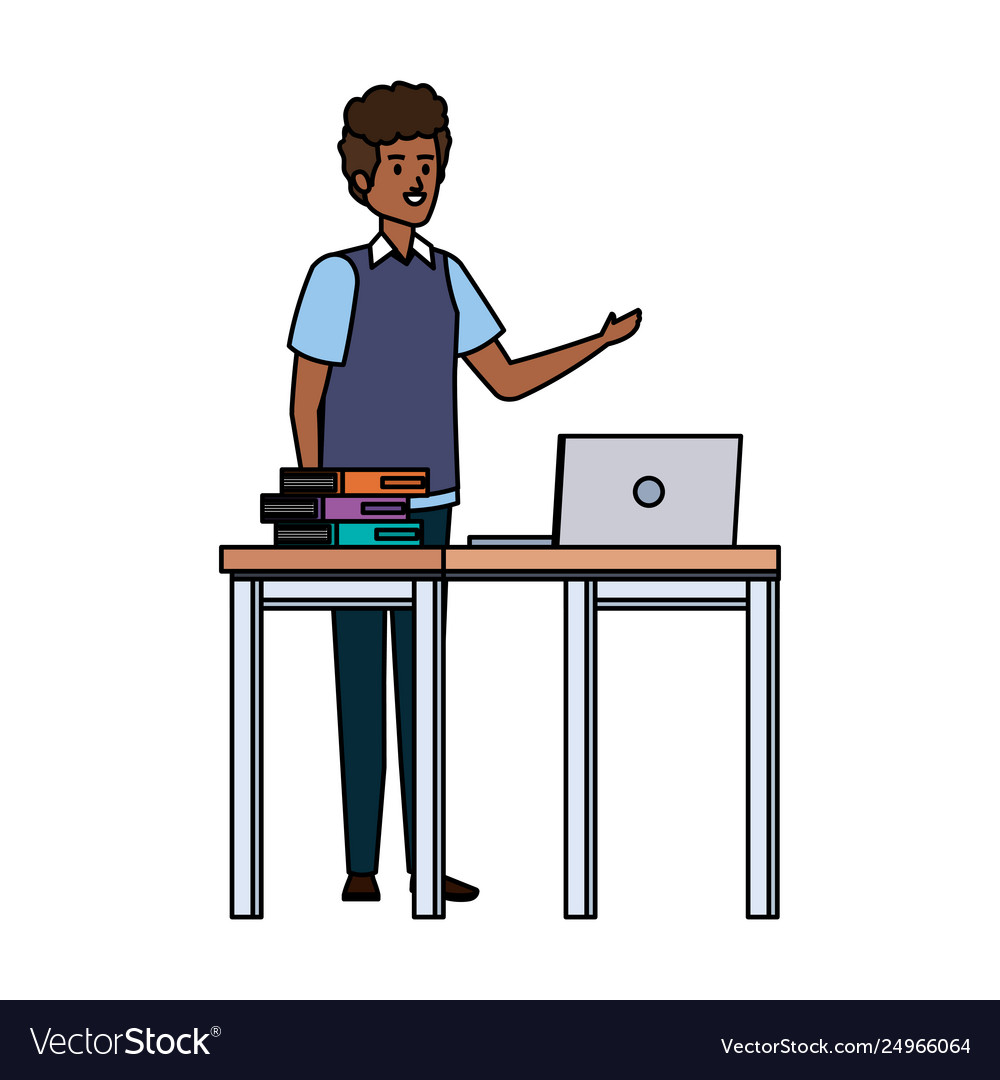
220, 547, 442, 573
220, 545, 779, 577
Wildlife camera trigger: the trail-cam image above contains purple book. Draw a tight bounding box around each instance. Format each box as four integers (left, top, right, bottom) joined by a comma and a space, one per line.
322, 496, 408, 521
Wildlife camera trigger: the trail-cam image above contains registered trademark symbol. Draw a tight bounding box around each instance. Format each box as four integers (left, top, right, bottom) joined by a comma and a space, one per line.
211, 1026, 222, 1038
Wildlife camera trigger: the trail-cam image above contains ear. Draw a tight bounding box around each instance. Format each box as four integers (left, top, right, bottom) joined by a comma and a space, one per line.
353, 172, 370, 194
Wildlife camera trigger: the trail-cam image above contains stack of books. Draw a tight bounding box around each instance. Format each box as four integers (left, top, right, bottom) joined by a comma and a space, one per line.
261, 467, 429, 547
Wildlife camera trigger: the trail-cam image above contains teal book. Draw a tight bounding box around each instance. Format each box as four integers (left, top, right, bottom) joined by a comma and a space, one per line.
338, 522, 421, 546
274, 521, 422, 546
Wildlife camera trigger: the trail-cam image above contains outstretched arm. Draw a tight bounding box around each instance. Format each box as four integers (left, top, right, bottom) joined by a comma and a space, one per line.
463, 309, 641, 401
290, 354, 331, 467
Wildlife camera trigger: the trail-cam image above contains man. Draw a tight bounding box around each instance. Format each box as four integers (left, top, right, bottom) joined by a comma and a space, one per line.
288, 81, 640, 905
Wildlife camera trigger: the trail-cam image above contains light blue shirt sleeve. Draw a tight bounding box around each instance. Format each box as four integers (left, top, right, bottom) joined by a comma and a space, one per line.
287, 255, 357, 364
446, 255, 505, 355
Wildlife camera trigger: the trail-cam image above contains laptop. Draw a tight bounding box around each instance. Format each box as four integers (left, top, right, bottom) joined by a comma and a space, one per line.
552, 434, 742, 545
467, 434, 742, 547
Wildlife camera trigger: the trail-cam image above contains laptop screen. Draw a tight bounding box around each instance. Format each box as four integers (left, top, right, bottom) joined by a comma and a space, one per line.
552, 435, 742, 546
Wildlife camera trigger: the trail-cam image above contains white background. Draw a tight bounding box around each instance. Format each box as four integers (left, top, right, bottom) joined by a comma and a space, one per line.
2, 1, 997, 1000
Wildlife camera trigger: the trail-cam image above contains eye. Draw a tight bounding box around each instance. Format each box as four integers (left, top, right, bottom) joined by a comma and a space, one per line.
422, 164, 430, 175
393, 164, 402, 176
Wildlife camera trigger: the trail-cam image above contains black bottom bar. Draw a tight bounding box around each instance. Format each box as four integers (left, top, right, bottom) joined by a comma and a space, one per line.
5, 1000, 997, 1074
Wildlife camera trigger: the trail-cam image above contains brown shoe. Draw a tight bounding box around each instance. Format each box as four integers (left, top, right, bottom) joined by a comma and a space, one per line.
342, 873, 380, 901
409, 875, 480, 902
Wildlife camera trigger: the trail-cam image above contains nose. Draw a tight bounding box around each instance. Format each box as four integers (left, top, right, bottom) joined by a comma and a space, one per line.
410, 174, 424, 192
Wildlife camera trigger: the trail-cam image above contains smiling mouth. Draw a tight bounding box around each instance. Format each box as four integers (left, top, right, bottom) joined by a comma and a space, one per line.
404, 192, 427, 206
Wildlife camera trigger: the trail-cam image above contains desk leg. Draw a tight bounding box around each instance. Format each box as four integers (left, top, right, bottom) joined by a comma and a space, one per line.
413, 580, 445, 919
231, 578, 263, 919
747, 579, 779, 918
565, 580, 597, 918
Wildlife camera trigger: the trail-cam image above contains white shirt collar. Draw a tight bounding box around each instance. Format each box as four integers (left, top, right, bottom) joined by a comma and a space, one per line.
370, 232, 435, 268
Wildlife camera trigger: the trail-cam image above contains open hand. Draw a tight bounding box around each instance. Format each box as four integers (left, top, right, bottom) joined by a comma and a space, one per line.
600, 308, 642, 346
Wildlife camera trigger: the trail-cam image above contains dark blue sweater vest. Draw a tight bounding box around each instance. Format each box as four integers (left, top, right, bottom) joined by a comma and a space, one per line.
321, 247, 460, 496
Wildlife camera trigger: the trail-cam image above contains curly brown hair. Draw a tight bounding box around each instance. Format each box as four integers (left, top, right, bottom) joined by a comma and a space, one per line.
339, 82, 451, 204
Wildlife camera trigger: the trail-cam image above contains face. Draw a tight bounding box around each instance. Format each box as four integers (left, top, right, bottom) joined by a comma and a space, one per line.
356, 136, 441, 226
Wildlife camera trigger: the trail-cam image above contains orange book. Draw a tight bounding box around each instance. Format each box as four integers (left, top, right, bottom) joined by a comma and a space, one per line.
279, 467, 429, 496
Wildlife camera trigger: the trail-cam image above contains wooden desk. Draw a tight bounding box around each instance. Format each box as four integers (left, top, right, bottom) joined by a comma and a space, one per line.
220, 545, 780, 920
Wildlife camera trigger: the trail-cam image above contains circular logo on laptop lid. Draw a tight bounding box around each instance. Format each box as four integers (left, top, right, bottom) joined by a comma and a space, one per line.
633, 475, 665, 508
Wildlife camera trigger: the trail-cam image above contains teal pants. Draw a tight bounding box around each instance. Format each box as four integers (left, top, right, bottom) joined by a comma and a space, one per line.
332, 508, 450, 873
